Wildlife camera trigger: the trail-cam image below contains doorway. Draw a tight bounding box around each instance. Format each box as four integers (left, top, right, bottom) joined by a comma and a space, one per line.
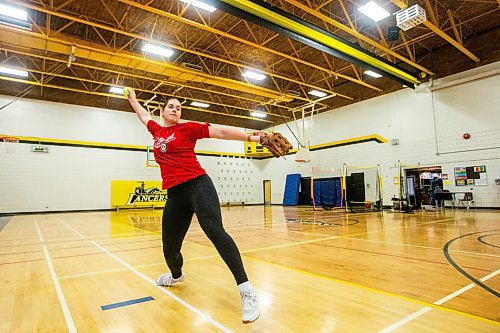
404, 166, 442, 207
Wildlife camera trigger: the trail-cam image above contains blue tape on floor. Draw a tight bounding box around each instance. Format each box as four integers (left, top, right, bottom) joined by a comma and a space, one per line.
101, 296, 155, 310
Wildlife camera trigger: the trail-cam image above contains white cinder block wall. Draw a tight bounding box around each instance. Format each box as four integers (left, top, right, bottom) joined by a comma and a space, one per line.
265, 62, 500, 207
1, 62, 499, 213
0, 97, 262, 213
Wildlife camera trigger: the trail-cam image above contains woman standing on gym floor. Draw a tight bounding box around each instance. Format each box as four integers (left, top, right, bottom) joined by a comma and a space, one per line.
127, 89, 263, 323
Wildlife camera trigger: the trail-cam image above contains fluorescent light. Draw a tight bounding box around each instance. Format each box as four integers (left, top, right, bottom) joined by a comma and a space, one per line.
0, 4, 28, 20
0, 67, 29, 77
190, 101, 210, 108
358, 1, 390, 22
364, 70, 382, 78
179, 0, 216, 13
109, 86, 124, 94
250, 111, 267, 118
309, 90, 327, 98
242, 70, 266, 81
142, 43, 174, 57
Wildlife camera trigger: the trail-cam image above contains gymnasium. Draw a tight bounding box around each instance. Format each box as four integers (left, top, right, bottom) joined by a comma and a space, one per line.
0, 0, 498, 332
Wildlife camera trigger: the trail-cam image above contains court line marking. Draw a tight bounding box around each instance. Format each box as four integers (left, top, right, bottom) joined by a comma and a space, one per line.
443, 230, 500, 297
101, 296, 155, 310
25, 212, 497, 329
59, 254, 220, 279
147, 215, 498, 323
343, 237, 500, 258
58, 217, 488, 282
0, 231, 157, 247
58, 219, 232, 332
60, 248, 499, 326
275, 228, 500, 258
191, 219, 500, 259
232, 217, 462, 255
377, 269, 500, 332
244, 256, 499, 326
54, 215, 479, 307
33, 216, 77, 333
92, 241, 232, 332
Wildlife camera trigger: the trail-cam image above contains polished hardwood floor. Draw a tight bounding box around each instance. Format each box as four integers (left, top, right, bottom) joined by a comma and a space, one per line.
0, 206, 498, 332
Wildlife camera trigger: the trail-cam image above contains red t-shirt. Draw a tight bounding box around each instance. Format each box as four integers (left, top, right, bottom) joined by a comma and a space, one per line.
147, 120, 211, 190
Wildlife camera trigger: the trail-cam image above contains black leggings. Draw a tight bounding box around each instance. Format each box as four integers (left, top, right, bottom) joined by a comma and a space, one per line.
162, 174, 248, 285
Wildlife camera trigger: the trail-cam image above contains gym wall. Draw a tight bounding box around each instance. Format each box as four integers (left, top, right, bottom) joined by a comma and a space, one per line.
0, 97, 263, 213
265, 62, 500, 207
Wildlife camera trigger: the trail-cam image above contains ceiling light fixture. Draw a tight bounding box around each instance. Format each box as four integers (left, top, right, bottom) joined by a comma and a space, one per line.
250, 111, 267, 118
142, 43, 174, 58
358, 1, 390, 22
308, 90, 327, 98
0, 66, 29, 77
190, 101, 210, 108
179, 0, 217, 13
242, 70, 266, 81
0, 3, 31, 30
364, 70, 383, 78
109, 86, 124, 94
0, 4, 28, 20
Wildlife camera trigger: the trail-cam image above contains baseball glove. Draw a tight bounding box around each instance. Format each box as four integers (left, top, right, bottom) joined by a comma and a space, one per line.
258, 132, 293, 158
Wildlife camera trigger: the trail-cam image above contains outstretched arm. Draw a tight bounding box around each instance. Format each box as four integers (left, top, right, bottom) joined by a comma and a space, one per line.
126, 89, 152, 126
209, 127, 260, 143
209, 127, 293, 157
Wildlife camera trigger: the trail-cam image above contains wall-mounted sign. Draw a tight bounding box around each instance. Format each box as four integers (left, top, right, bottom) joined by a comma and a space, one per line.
111, 180, 167, 208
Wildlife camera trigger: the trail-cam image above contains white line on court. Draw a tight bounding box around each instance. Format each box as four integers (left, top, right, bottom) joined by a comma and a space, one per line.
59, 254, 220, 280
60, 220, 86, 239
345, 237, 500, 258
33, 216, 77, 333
58, 217, 232, 332
92, 241, 233, 333
377, 269, 500, 332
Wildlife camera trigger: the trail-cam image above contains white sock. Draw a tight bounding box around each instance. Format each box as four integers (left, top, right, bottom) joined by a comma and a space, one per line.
238, 281, 253, 293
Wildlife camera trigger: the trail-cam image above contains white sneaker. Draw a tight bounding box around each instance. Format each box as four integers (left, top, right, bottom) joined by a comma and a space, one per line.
240, 289, 260, 323
156, 273, 185, 287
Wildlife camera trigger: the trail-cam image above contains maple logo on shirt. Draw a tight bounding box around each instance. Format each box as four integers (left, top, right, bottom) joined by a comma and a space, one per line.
155, 133, 175, 153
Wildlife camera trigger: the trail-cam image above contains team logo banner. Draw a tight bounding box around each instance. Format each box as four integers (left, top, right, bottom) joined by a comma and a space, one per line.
111, 180, 167, 208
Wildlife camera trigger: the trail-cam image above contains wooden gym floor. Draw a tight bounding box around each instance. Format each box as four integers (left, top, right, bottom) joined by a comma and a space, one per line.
0, 206, 499, 332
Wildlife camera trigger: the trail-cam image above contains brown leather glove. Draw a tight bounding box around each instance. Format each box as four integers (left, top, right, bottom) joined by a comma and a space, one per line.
257, 132, 293, 158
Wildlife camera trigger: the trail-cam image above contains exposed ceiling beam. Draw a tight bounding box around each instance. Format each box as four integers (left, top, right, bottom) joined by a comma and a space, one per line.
8, 1, 310, 102
390, 0, 480, 62
282, 0, 434, 76
0, 25, 301, 104
211, 0, 420, 86
116, 0, 380, 91
15, 1, 352, 100
0, 73, 276, 123
447, 9, 462, 44
0, 45, 298, 111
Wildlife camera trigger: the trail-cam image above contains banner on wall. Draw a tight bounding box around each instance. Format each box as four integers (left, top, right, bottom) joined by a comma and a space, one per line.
111, 180, 167, 208
454, 165, 487, 186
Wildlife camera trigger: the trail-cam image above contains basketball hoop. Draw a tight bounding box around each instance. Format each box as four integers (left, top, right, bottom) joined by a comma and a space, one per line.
290, 94, 336, 164
1, 136, 20, 143
1, 136, 20, 154
295, 146, 311, 163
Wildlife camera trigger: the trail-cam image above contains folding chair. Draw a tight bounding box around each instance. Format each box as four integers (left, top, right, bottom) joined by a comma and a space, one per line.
458, 192, 475, 209
435, 192, 455, 210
